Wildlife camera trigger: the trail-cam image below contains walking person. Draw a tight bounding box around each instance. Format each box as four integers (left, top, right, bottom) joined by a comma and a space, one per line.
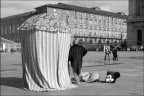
68, 41, 87, 85
104, 43, 111, 62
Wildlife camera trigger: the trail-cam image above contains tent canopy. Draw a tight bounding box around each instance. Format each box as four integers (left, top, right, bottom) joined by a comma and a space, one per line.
18, 13, 77, 91
18, 13, 71, 34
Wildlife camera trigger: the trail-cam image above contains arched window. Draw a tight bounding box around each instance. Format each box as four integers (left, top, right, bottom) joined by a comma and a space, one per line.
79, 39, 83, 42
114, 41, 117, 46
78, 39, 83, 45
95, 38, 97, 42
103, 39, 105, 43
98, 40, 101, 44
107, 40, 110, 44
89, 39, 93, 44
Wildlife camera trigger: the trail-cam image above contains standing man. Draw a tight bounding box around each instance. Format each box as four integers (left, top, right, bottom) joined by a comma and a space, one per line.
68, 41, 87, 85
112, 46, 118, 60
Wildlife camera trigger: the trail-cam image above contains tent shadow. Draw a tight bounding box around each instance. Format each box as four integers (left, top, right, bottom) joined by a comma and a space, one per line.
0, 77, 22, 89
1, 69, 17, 72
12, 64, 22, 66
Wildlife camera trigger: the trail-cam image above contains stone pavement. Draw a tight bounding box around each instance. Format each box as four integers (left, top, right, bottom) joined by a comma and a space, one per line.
1, 51, 144, 95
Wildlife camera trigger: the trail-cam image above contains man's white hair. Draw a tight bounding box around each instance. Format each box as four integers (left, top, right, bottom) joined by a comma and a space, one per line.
70, 36, 79, 46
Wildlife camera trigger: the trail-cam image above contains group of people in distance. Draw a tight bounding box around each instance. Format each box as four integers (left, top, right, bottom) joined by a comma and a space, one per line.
104, 43, 118, 62
68, 42, 119, 85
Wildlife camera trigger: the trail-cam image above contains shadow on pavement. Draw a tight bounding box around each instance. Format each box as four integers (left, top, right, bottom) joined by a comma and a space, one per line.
83, 62, 124, 67
97, 80, 107, 83
1, 69, 17, 72
12, 64, 22, 66
0, 77, 22, 89
84, 60, 104, 64
119, 56, 144, 59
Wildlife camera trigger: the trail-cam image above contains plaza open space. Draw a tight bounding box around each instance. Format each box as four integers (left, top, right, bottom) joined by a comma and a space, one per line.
1, 51, 143, 95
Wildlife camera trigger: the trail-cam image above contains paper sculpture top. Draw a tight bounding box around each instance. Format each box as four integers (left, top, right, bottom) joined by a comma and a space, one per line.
18, 13, 71, 33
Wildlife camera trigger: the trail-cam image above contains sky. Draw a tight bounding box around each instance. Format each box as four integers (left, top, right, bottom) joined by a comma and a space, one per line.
1, 0, 129, 18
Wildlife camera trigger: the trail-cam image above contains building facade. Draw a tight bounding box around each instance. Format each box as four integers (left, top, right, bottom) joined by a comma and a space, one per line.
1, 11, 36, 43
127, 0, 144, 47
1, 3, 127, 45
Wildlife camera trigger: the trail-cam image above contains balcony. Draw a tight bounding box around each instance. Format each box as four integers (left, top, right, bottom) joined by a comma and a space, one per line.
127, 15, 144, 23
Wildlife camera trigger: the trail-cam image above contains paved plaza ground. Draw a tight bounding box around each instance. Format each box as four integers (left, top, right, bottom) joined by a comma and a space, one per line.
1, 51, 144, 95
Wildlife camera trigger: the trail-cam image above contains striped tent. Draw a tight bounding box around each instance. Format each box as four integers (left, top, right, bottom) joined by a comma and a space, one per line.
18, 13, 77, 91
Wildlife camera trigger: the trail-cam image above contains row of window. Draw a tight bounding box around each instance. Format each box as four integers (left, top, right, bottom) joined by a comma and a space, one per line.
1, 24, 20, 35
72, 25, 127, 32
72, 25, 127, 31
72, 25, 127, 30
47, 8, 126, 22
75, 38, 120, 44
70, 18, 127, 27
52, 8, 126, 22
73, 31, 126, 38
1, 24, 126, 37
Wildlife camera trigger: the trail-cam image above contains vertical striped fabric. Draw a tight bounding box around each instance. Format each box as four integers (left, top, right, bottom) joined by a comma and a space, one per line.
20, 29, 77, 91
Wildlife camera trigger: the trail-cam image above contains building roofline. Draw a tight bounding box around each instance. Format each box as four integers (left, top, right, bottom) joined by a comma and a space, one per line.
0, 37, 17, 43
35, 3, 128, 19
1, 11, 36, 21
1, 3, 128, 21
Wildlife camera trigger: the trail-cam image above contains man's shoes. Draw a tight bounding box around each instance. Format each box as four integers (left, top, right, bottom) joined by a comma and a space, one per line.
71, 78, 80, 85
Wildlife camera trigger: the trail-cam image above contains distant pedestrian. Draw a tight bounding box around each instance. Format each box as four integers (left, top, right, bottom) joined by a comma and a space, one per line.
68, 42, 87, 85
10, 48, 14, 54
112, 47, 118, 60
104, 43, 111, 61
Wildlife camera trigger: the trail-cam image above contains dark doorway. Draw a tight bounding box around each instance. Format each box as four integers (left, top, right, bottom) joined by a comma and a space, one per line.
107, 40, 110, 44
98, 40, 101, 44
137, 30, 142, 46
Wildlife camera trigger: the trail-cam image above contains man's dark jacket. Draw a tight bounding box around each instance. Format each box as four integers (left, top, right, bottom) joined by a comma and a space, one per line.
68, 44, 87, 75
